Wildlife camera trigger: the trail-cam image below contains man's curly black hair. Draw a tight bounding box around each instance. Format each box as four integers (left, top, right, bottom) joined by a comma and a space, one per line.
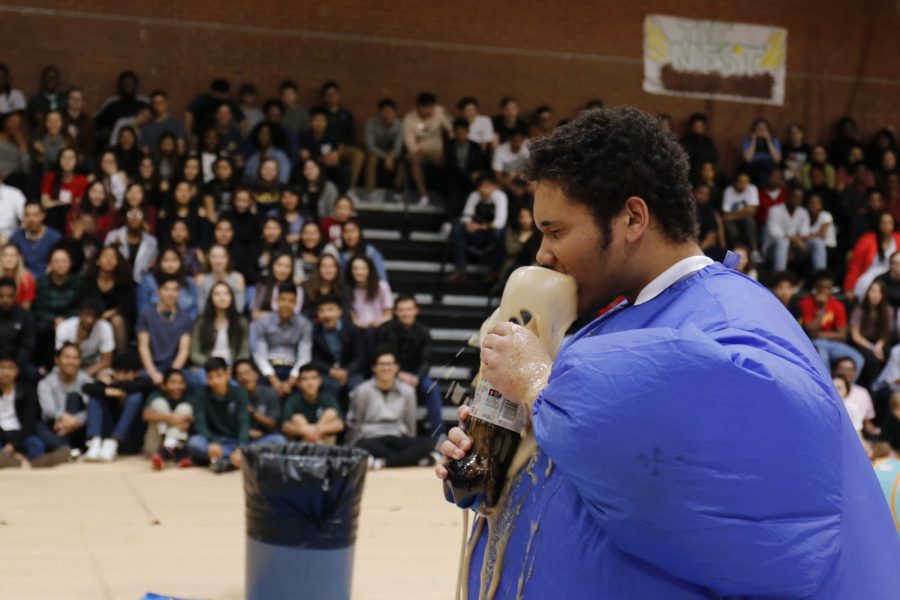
523, 106, 697, 248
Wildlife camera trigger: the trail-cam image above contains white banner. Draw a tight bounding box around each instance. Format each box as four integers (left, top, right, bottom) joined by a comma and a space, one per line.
643, 14, 787, 105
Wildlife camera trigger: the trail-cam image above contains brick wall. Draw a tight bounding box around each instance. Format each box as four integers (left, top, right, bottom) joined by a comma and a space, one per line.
2, 0, 899, 170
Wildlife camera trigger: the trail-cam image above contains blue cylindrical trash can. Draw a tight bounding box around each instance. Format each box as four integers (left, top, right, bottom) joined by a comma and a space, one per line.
243, 443, 369, 600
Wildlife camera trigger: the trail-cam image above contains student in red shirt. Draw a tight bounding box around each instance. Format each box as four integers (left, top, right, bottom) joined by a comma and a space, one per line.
799, 270, 865, 379
40, 147, 87, 233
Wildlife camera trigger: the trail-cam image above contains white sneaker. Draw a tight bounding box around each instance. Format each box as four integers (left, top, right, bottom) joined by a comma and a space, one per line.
99, 439, 118, 462
417, 194, 430, 206
439, 222, 453, 238
84, 437, 102, 462
367, 455, 386, 471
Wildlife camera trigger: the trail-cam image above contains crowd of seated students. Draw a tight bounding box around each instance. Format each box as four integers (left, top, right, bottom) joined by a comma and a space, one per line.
1, 62, 898, 468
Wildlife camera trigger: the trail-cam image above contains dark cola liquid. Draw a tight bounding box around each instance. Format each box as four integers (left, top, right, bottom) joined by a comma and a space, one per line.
444, 416, 521, 510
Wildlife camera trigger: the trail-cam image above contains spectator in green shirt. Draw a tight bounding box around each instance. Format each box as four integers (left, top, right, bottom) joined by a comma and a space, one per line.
233, 358, 285, 445
282, 364, 344, 444
186, 357, 249, 473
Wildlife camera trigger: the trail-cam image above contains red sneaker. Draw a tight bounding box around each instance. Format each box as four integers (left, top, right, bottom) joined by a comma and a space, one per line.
177, 458, 193, 469
151, 454, 164, 471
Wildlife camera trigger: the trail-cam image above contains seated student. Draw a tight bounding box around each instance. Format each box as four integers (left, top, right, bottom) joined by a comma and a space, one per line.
136, 273, 193, 387
233, 359, 286, 444
403, 92, 452, 206
766, 186, 815, 272
449, 175, 508, 282
137, 247, 200, 322
0, 351, 69, 468
319, 195, 354, 248
376, 295, 444, 437
81, 353, 152, 462
721, 171, 760, 256
346, 349, 437, 470
0, 276, 36, 381
301, 254, 348, 320
832, 357, 880, 438
33, 247, 83, 369
35, 343, 92, 454
364, 98, 405, 197
9, 202, 62, 276
311, 295, 365, 402
282, 364, 344, 444
195, 244, 247, 315
297, 221, 326, 278
491, 124, 530, 191
347, 255, 393, 330
55, 298, 115, 378
252, 282, 313, 397
190, 281, 249, 377
767, 270, 802, 322
143, 369, 193, 469
799, 270, 865, 377
186, 358, 250, 473
250, 252, 301, 320
327, 220, 389, 282
444, 117, 488, 220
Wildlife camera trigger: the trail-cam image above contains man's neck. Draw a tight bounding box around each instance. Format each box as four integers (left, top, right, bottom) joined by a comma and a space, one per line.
623, 241, 705, 304
157, 303, 176, 314
59, 371, 76, 385
49, 272, 68, 285
0, 383, 13, 395
375, 378, 394, 392
210, 385, 228, 399
155, 112, 169, 121
26, 226, 44, 239
245, 381, 257, 395
323, 320, 339, 331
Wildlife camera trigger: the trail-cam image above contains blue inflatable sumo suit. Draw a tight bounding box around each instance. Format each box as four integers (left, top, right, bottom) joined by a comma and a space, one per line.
464, 260, 900, 598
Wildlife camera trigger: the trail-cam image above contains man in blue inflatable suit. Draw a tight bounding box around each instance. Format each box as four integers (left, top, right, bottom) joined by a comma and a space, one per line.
436, 107, 900, 598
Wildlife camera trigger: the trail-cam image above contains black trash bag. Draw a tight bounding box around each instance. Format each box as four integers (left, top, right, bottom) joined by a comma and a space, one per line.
243, 443, 369, 550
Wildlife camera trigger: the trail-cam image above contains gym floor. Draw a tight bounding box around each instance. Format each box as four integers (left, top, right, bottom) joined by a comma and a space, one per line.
0, 458, 461, 599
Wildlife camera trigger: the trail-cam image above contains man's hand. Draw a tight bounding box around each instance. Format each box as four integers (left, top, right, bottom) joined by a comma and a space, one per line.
480, 322, 552, 406
329, 367, 348, 386
3, 443, 14, 455
208, 443, 224, 460
105, 387, 126, 400
435, 405, 472, 480
149, 369, 164, 386
230, 448, 243, 469
464, 221, 479, 234
384, 156, 395, 171
169, 413, 193, 430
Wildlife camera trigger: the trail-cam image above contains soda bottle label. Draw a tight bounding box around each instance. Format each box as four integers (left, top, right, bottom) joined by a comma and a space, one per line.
468, 378, 526, 432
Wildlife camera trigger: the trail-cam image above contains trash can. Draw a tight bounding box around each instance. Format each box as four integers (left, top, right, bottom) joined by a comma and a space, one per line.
243, 443, 369, 600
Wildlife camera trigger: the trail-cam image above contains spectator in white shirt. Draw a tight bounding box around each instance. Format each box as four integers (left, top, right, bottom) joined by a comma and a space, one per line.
458, 96, 495, 152
721, 172, 760, 256
449, 175, 508, 283
767, 187, 822, 271
806, 191, 836, 261
55, 300, 115, 378
0, 65, 27, 116
492, 125, 530, 189
0, 177, 25, 244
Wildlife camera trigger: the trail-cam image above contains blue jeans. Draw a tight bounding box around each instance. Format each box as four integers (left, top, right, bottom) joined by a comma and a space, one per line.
813, 339, 864, 379
187, 434, 239, 465
86, 393, 144, 441
418, 376, 445, 437
250, 433, 286, 446
770, 237, 828, 271
451, 224, 504, 270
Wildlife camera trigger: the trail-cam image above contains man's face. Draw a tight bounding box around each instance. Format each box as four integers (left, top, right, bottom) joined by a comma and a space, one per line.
772, 281, 794, 306
373, 354, 399, 383
734, 174, 749, 192
23, 206, 43, 232
534, 181, 627, 314
453, 126, 469, 143
690, 119, 706, 135
299, 370, 322, 398
815, 279, 833, 300
164, 373, 186, 400
276, 292, 296, 320
395, 300, 418, 327
0, 286, 14, 311
0, 361, 18, 388
49, 251, 71, 277
317, 303, 341, 327
215, 105, 232, 126
57, 347, 81, 377
67, 90, 83, 113
834, 360, 856, 383
206, 369, 229, 396
79, 309, 97, 333
380, 106, 396, 124
478, 181, 495, 200
235, 363, 258, 389
43, 68, 60, 91
417, 104, 435, 120
787, 189, 803, 210
151, 94, 167, 116
158, 281, 180, 308
311, 114, 327, 136
281, 87, 297, 106
693, 186, 710, 206
323, 87, 340, 107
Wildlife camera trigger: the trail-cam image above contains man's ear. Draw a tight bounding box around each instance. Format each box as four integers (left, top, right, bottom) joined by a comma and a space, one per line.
622, 196, 650, 243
